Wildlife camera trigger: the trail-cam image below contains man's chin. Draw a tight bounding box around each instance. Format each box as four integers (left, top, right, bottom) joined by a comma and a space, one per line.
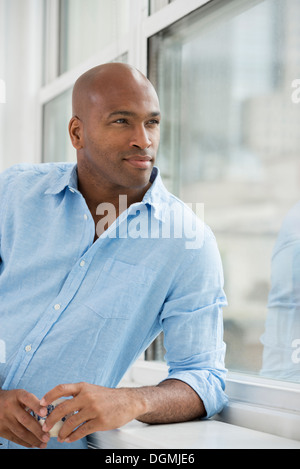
122, 161, 154, 186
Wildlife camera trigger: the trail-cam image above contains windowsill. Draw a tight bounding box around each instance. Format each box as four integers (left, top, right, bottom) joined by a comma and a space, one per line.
86, 360, 300, 449
87, 418, 300, 449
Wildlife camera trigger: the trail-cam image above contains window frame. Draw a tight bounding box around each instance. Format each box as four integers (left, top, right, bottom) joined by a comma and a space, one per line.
40, 0, 300, 439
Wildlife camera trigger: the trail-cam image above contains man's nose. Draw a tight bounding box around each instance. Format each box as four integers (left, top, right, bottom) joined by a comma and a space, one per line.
129, 125, 151, 150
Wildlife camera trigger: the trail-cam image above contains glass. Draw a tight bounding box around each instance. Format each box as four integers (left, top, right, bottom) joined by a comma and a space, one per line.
149, 0, 175, 15
42, 88, 75, 163
59, 0, 130, 74
42, 53, 128, 164
149, 0, 300, 381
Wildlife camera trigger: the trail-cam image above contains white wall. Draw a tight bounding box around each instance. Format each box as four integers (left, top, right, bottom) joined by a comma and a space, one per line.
0, 0, 44, 172
0, 0, 6, 172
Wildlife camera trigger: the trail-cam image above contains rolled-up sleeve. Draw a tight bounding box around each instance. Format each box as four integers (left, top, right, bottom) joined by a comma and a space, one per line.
160, 227, 228, 418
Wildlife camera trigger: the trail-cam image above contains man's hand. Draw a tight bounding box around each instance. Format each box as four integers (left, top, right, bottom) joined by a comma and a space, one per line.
40, 382, 147, 444
40, 379, 205, 445
0, 389, 50, 448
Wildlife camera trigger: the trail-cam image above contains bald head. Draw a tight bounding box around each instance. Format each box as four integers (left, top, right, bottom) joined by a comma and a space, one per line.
68, 62, 161, 197
72, 63, 159, 119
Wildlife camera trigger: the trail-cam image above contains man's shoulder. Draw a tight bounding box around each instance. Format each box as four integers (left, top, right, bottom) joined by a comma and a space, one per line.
273, 200, 300, 255
0, 162, 75, 189
158, 191, 214, 251
1, 162, 74, 178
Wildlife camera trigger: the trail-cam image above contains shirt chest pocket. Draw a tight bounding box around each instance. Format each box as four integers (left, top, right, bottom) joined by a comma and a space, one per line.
82, 258, 155, 319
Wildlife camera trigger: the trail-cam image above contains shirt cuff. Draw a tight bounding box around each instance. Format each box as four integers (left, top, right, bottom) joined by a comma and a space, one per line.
161, 369, 228, 419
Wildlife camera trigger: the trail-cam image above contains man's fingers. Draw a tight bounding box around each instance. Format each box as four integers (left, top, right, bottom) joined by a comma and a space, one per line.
5, 431, 34, 448
41, 397, 78, 432
17, 407, 50, 443
59, 420, 94, 444
8, 415, 49, 448
56, 407, 92, 441
40, 383, 81, 407
17, 389, 47, 417
0, 389, 50, 448
40, 383, 82, 433
17, 391, 50, 447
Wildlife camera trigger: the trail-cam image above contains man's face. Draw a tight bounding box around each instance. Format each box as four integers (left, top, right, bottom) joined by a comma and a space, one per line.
72, 75, 161, 193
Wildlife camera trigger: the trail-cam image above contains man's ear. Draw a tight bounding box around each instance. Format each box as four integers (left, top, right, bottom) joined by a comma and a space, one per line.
69, 116, 84, 150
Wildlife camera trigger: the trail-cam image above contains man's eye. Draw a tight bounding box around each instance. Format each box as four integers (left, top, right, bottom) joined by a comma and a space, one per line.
147, 119, 160, 125
114, 118, 128, 124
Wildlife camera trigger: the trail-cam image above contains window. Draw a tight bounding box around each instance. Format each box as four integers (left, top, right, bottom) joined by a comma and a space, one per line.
149, 0, 300, 381
39, 0, 300, 392
59, 0, 130, 74
42, 51, 128, 162
149, 0, 175, 15
42, 88, 74, 163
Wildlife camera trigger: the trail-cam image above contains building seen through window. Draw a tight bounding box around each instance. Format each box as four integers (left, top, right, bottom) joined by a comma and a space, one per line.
149, 0, 300, 380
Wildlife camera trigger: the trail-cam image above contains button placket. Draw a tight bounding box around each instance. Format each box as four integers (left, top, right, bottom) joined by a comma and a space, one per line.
3, 221, 96, 394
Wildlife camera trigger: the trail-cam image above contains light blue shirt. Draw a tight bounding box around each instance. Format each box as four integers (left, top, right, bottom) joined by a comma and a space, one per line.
0, 163, 228, 449
261, 200, 300, 381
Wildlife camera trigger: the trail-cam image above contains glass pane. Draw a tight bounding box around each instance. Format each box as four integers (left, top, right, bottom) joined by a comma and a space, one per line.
149, 0, 300, 381
149, 0, 174, 15
59, 0, 130, 74
43, 88, 75, 163
42, 53, 128, 164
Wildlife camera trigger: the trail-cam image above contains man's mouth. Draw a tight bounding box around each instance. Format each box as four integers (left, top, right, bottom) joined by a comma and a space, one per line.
123, 156, 153, 169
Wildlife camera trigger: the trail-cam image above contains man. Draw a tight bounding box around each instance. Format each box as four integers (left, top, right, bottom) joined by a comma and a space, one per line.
0, 63, 227, 449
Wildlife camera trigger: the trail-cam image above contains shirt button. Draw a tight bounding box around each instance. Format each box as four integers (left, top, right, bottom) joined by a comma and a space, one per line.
25, 344, 32, 352
80, 260, 85, 267
83, 214, 88, 221
54, 303, 61, 310
69, 188, 75, 193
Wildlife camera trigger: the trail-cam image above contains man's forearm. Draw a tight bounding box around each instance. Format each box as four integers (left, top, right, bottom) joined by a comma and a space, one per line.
133, 379, 206, 424
38, 380, 206, 445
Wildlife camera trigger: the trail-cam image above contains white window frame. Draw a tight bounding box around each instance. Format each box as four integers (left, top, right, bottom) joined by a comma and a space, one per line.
40, 0, 300, 440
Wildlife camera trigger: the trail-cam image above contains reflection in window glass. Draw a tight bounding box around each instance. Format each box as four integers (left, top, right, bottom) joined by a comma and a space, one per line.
59, 0, 130, 74
149, 0, 300, 380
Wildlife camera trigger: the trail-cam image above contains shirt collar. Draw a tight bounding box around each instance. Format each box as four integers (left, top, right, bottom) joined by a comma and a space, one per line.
44, 163, 78, 195
44, 164, 170, 222
141, 166, 170, 222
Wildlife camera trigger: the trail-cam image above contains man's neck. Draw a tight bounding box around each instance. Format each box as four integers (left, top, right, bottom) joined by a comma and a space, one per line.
78, 179, 151, 215
77, 174, 152, 240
